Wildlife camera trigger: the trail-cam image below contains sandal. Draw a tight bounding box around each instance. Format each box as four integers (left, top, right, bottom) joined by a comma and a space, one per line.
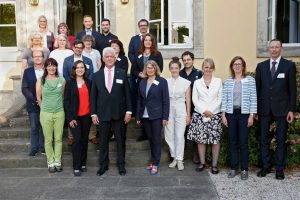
195, 164, 206, 172
211, 166, 219, 174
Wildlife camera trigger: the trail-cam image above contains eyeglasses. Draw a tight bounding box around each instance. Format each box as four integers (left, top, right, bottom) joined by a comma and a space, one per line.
233, 63, 242, 67
74, 46, 83, 49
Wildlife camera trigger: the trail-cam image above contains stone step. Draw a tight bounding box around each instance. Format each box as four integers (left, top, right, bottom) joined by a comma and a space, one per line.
0, 150, 170, 168
0, 126, 143, 139
0, 138, 153, 153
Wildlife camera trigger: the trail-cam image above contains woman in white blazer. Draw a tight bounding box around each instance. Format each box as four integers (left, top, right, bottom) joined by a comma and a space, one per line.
187, 58, 223, 174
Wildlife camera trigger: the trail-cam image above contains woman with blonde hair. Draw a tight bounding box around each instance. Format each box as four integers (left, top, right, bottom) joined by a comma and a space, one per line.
37, 15, 54, 51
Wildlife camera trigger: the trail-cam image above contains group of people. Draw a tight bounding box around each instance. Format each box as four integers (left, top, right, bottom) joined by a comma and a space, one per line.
21, 14, 297, 181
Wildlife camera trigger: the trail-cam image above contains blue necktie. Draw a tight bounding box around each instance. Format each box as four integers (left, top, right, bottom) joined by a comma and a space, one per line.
271, 61, 276, 80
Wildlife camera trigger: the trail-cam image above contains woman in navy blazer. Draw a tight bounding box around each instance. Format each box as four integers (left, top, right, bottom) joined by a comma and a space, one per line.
64, 60, 92, 176
136, 60, 170, 175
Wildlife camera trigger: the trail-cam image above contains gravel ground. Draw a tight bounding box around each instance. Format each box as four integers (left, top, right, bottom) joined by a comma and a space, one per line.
209, 169, 300, 200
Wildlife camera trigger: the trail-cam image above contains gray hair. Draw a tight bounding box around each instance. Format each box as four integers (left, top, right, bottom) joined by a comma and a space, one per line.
102, 47, 115, 57
54, 34, 70, 49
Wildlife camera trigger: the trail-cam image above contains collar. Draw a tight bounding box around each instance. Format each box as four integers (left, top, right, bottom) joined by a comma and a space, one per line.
85, 29, 92, 32
104, 66, 115, 71
34, 65, 44, 71
270, 56, 281, 64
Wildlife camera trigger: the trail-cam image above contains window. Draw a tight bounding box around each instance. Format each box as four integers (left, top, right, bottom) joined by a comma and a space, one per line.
95, 0, 106, 32
268, 0, 300, 44
0, 1, 16, 47
146, 0, 193, 47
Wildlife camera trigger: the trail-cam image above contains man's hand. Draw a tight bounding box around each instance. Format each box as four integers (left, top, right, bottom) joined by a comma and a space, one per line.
287, 112, 294, 123
162, 120, 168, 126
69, 120, 77, 128
124, 113, 131, 124
92, 115, 99, 125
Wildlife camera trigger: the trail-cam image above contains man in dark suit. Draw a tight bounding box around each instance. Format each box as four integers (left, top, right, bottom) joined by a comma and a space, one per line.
91, 47, 132, 176
98, 18, 118, 55
256, 39, 296, 180
63, 40, 94, 81
76, 15, 102, 53
21, 50, 45, 156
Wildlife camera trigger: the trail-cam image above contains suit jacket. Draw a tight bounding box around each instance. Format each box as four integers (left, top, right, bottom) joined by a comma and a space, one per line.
255, 57, 296, 116
136, 76, 170, 121
131, 52, 163, 79
21, 67, 40, 113
63, 55, 94, 81
64, 79, 92, 124
76, 30, 102, 53
128, 35, 142, 64
90, 67, 132, 121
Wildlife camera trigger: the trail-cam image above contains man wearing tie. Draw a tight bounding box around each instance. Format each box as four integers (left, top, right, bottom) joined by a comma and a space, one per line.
76, 15, 102, 53
91, 47, 132, 176
256, 39, 296, 180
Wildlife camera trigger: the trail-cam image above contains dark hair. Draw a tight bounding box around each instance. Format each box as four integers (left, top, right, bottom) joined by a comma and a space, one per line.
71, 60, 88, 80
138, 33, 159, 55
41, 58, 59, 85
101, 18, 110, 25
169, 56, 182, 69
73, 40, 85, 48
82, 35, 95, 46
83, 15, 93, 19
269, 38, 282, 47
181, 51, 194, 60
229, 56, 247, 79
110, 39, 125, 57
57, 22, 69, 35
138, 19, 149, 27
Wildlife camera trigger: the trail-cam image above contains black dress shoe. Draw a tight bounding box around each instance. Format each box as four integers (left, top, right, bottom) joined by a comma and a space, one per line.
118, 166, 126, 176
136, 135, 148, 142
275, 170, 285, 180
96, 166, 109, 176
257, 168, 271, 177
110, 137, 116, 142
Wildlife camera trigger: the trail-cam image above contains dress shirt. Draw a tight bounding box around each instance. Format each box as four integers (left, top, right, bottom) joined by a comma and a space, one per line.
269, 56, 281, 71
85, 29, 92, 35
74, 55, 83, 62
34, 66, 44, 79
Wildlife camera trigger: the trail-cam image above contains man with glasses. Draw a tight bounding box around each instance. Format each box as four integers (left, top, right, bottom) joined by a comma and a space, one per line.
22, 50, 45, 156
63, 40, 94, 81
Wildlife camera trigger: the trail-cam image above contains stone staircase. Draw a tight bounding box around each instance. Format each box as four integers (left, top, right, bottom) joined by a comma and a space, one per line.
0, 113, 171, 168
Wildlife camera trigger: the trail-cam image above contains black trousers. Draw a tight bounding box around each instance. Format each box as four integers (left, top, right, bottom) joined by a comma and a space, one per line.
98, 119, 126, 168
70, 114, 92, 170
259, 113, 287, 171
142, 118, 163, 165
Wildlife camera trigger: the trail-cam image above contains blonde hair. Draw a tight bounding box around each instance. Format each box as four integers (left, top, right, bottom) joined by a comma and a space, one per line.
142, 60, 161, 77
28, 32, 44, 48
38, 15, 48, 28
202, 58, 215, 70
53, 34, 70, 49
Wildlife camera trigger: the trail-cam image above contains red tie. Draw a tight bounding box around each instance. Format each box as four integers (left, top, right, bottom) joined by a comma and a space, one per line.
107, 69, 112, 93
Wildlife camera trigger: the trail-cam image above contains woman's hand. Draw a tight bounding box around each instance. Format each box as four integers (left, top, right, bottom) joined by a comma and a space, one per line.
162, 120, 168, 126
203, 111, 213, 118
69, 120, 77, 128
186, 115, 191, 126
221, 113, 228, 127
247, 115, 254, 127
136, 120, 141, 125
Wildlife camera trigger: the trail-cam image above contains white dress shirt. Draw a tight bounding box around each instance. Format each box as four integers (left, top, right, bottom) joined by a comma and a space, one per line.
269, 56, 281, 71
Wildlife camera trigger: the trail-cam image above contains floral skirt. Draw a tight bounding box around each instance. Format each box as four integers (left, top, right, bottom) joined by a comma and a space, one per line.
187, 112, 223, 144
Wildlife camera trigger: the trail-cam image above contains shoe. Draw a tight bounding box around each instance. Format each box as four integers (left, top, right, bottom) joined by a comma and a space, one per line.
96, 166, 109, 176
228, 170, 237, 178
195, 164, 206, 172
48, 166, 56, 173
67, 137, 73, 146
192, 153, 200, 164
28, 151, 37, 157
118, 166, 126, 176
109, 137, 116, 142
275, 170, 285, 180
169, 159, 177, 168
81, 166, 87, 172
146, 163, 153, 171
136, 135, 147, 142
150, 165, 158, 175
40, 150, 46, 155
55, 165, 63, 172
90, 137, 99, 144
177, 160, 184, 171
211, 166, 219, 174
74, 170, 81, 177
257, 168, 271, 177
241, 170, 248, 180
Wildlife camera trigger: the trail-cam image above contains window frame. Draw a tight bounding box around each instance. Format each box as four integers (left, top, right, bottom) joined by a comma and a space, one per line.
0, 0, 17, 48
95, 0, 107, 32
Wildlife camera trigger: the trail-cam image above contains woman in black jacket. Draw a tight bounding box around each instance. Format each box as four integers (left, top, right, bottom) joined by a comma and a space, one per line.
64, 60, 92, 176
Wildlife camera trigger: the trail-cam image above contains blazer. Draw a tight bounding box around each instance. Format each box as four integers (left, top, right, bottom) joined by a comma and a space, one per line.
136, 76, 170, 121
221, 76, 257, 114
128, 35, 142, 64
192, 77, 222, 115
64, 79, 92, 124
62, 55, 94, 81
255, 57, 296, 116
131, 52, 163, 79
90, 68, 132, 121
76, 30, 102, 53
21, 66, 40, 113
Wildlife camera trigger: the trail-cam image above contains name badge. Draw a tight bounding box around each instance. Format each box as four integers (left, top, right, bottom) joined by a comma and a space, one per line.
117, 57, 121, 61
46, 32, 52, 36
153, 80, 159, 85
57, 83, 62, 88
86, 64, 90, 69
277, 73, 285, 78
138, 54, 142, 59
116, 79, 123, 84
109, 40, 112, 43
